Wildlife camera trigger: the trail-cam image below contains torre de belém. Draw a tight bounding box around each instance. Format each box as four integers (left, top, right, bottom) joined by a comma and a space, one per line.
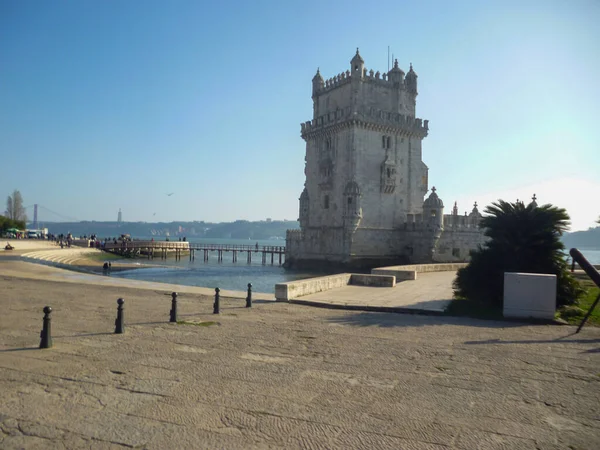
284, 49, 486, 270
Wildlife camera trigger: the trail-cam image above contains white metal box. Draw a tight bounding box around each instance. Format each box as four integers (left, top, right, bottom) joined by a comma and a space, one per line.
503, 272, 557, 320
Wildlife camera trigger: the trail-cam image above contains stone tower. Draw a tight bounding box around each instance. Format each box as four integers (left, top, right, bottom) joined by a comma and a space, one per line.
286, 49, 430, 268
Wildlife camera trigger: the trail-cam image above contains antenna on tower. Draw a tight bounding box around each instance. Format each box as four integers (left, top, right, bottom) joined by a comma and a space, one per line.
387, 46, 390, 72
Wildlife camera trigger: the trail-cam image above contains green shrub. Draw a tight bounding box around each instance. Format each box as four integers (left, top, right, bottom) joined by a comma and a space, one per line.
453, 200, 584, 308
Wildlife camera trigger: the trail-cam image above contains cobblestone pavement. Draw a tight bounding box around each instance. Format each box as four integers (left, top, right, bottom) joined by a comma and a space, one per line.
1, 276, 599, 449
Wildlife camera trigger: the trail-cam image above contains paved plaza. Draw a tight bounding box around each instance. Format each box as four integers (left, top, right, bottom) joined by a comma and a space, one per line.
1, 272, 599, 449
296, 271, 455, 312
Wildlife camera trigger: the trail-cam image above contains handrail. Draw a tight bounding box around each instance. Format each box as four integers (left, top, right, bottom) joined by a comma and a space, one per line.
569, 248, 600, 333
570, 248, 600, 288
101, 241, 286, 252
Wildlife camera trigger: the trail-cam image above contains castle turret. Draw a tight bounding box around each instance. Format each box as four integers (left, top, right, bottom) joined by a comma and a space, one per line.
423, 186, 444, 229
343, 181, 362, 231
350, 48, 364, 80
298, 188, 309, 229
312, 68, 324, 97
405, 63, 418, 95
388, 59, 405, 86
468, 201, 482, 226
529, 194, 538, 208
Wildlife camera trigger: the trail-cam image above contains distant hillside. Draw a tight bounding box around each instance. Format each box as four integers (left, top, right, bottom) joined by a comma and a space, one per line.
562, 226, 600, 250
34, 220, 300, 240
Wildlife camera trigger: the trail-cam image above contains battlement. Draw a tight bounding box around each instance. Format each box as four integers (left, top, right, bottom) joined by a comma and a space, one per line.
443, 214, 482, 230
314, 65, 410, 96
286, 229, 302, 240
317, 70, 353, 95
301, 106, 428, 138
398, 212, 482, 233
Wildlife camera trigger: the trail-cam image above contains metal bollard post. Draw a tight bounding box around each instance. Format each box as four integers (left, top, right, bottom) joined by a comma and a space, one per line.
170, 292, 178, 323
39, 306, 53, 349
246, 283, 252, 308
213, 287, 220, 314
115, 298, 125, 334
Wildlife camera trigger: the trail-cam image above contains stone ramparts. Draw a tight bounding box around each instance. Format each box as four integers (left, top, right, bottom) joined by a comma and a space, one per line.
275, 273, 396, 302
372, 263, 467, 281
301, 107, 428, 139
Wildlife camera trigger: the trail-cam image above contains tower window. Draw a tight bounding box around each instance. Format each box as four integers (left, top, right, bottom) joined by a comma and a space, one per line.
382, 135, 392, 149
347, 197, 352, 205
324, 195, 330, 209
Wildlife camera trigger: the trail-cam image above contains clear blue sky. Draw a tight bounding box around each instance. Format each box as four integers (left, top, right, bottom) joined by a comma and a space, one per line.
1, 0, 599, 230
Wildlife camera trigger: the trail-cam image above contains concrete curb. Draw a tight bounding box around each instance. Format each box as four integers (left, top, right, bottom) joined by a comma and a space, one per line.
288, 298, 446, 316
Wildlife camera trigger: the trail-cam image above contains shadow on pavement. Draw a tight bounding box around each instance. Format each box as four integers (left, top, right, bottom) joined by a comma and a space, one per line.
465, 337, 600, 345
0, 347, 39, 353
327, 311, 529, 328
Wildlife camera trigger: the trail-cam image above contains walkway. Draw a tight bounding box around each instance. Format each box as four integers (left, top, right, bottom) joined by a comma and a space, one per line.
0, 276, 598, 449
294, 271, 456, 313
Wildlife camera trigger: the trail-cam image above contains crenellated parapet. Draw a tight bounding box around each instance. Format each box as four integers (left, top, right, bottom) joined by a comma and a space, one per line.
316, 70, 353, 95
286, 229, 303, 243
301, 106, 429, 139
312, 58, 412, 97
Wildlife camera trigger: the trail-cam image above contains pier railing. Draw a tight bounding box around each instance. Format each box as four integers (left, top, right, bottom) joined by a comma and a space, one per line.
101, 240, 286, 265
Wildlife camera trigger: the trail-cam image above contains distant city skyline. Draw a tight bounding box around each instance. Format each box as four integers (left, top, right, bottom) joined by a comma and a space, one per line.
1, 0, 599, 231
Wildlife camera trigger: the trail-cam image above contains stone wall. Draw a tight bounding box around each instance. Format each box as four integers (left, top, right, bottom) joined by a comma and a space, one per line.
275, 273, 396, 301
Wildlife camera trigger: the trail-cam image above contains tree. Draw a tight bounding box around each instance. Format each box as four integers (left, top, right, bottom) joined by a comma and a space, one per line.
5, 190, 26, 222
0, 215, 26, 233
453, 199, 583, 309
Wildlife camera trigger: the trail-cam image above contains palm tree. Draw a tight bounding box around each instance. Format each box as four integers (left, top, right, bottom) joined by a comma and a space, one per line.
454, 199, 582, 308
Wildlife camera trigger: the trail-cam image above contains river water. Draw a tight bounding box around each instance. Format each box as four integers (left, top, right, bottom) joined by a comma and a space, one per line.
106, 238, 600, 293
107, 238, 319, 293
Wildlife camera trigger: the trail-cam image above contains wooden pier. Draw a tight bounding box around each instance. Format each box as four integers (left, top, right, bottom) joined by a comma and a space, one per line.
102, 241, 286, 265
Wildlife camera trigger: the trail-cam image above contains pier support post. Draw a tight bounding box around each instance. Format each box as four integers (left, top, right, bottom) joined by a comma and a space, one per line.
39, 306, 53, 349
115, 298, 125, 334
246, 283, 252, 308
170, 292, 178, 323
213, 288, 220, 314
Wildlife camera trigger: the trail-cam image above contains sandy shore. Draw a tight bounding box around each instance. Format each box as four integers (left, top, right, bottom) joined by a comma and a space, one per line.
0, 257, 274, 299
0, 266, 598, 449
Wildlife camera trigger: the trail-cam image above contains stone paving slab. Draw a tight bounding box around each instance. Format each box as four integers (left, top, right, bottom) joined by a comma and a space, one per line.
296, 271, 456, 312
1, 275, 599, 449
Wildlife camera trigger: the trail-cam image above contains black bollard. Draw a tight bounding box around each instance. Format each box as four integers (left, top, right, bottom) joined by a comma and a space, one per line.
213, 287, 220, 314
170, 292, 178, 323
39, 306, 53, 349
246, 283, 252, 308
115, 298, 125, 334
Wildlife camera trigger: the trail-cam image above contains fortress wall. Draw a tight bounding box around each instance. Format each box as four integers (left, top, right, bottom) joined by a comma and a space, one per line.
433, 229, 487, 262
288, 227, 346, 261
349, 228, 402, 257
